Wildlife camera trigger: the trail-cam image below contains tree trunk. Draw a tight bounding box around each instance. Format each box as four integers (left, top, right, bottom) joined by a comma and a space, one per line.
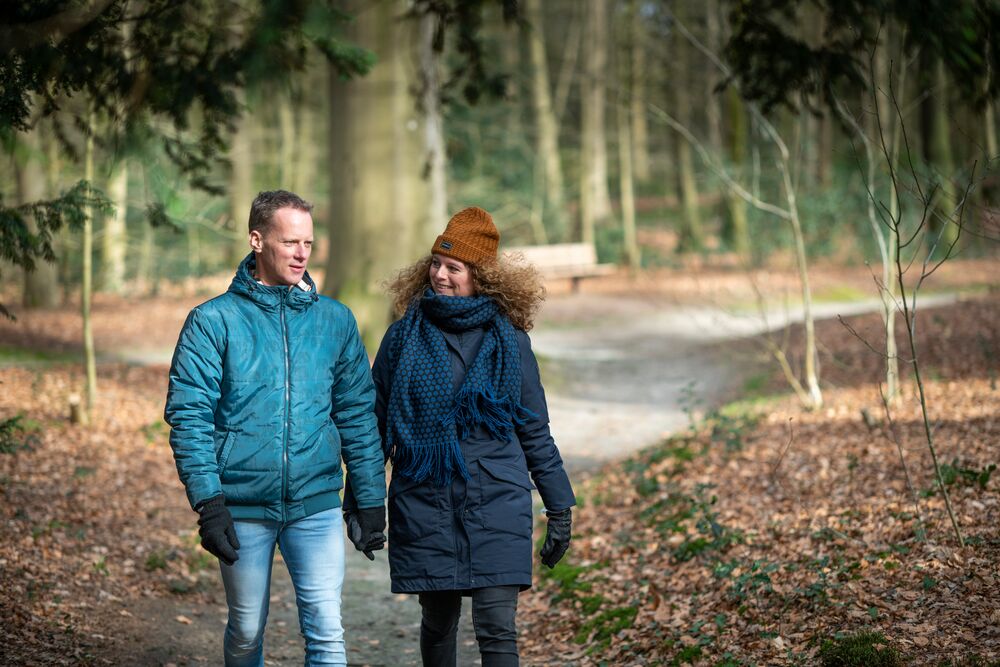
704, 0, 723, 155
986, 100, 999, 159
816, 111, 833, 188
617, 0, 639, 270
630, 0, 650, 182
82, 115, 98, 423
929, 59, 960, 255
579, 0, 612, 244
552, 2, 580, 123
782, 164, 822, 408
326, 0, 428, 347
872, 30, 901, 404
295, 60, 320, 197
228, 107, 254, 265
279, 93, 298, 191
723, 85, 750, 260
17, 125, 59, 308
419, 10, 448, 244
525, 0, 567, 240
134, 163, 155, 294
672, 5, 703, 253
100, 159, 128, 294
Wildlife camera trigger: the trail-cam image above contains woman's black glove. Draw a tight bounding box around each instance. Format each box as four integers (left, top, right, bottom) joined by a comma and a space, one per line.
345, 506, 386, 561
540, 507, 572, 568
196, 495, 240, 566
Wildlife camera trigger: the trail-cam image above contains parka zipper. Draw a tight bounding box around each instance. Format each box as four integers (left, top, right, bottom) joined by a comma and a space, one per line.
280, 293, 291, 522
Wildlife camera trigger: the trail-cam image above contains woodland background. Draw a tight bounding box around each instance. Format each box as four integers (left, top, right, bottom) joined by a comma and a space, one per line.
2, 1, 999, 665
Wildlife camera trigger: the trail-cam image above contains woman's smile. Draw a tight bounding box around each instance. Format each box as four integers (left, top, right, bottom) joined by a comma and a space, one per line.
429, 253, 474, 297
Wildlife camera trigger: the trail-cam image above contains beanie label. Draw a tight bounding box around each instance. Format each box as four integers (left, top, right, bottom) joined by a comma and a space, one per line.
440, 241, 453, 249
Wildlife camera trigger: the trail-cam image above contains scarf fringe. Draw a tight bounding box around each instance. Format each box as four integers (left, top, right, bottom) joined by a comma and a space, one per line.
444, 385, 538, 442
387, 435, 470, 487
387, 386, 537, 488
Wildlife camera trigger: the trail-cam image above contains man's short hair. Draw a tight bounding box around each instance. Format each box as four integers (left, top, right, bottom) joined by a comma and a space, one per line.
248, 190, 314, 235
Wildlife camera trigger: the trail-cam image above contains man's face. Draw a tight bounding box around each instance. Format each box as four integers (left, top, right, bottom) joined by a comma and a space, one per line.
249, 207, 314, 286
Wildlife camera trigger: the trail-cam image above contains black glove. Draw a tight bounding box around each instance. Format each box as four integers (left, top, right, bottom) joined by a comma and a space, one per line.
196, 495, 240, 566
345, 505, 386, 561
540, 507, 572, 569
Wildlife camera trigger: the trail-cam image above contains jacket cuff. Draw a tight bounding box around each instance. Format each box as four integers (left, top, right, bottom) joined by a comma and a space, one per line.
185, 474, 223, 512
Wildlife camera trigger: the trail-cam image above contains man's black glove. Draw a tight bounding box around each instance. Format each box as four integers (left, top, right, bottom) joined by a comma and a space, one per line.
345, 506, 386, 561
540, 507, 572, 569
196, 495, 240, 566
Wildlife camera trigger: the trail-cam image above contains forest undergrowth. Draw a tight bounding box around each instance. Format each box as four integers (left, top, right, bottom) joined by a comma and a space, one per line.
520, 294, 1000, 665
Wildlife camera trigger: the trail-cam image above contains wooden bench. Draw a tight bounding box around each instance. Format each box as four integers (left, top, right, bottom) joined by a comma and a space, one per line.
504, 242, 616, 292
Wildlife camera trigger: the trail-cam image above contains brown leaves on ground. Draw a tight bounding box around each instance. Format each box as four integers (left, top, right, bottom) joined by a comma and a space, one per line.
519, 294, 1000, 665
0, 364, 213, 666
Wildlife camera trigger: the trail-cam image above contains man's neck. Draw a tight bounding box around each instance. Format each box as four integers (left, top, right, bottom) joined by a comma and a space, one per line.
252, 270, 310, 292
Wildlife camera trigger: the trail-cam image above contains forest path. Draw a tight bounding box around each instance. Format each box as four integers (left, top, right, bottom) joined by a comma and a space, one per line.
530, 291, 958, 473
107, 291, 956, 666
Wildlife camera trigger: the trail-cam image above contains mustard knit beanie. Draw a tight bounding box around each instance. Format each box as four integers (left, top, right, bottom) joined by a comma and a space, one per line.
431, 206, 499, 265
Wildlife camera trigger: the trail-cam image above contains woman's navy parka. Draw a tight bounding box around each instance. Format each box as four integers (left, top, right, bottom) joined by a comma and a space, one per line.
374, 319, 576, 594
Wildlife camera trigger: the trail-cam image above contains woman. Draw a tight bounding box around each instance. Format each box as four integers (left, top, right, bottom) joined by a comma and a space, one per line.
348, 206, 575, 666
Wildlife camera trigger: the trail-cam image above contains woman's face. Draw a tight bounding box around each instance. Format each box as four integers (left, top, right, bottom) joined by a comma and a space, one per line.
429, 254, 475, 297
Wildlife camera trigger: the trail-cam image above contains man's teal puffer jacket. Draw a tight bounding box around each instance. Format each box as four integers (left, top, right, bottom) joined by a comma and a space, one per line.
164, 253, 386, 522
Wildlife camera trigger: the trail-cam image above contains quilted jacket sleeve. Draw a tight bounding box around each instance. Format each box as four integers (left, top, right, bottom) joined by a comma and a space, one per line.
333, 310, 387, 510
164, 308, 225, 510
516, 331, 576, 512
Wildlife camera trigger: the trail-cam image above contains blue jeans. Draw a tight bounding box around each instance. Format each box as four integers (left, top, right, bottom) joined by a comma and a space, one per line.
219, 508, 346, 666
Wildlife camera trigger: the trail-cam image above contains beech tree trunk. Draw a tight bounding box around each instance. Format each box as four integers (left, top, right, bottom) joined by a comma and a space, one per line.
228, 107, 254, 265
525, 0, 567, 240
17, 124, 59, 308
100, 159, 128, 294
326, 0, 429, 347
579, 0, 613, 244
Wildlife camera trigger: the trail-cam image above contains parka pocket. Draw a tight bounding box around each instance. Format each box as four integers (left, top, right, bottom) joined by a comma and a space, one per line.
388, 475, 442, 545
215, 430, 237, 475
478, 458, 534, 537
324, 422, 342, 463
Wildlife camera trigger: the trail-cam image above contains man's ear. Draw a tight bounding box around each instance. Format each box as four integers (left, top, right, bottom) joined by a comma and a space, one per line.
249, 230, 263, 253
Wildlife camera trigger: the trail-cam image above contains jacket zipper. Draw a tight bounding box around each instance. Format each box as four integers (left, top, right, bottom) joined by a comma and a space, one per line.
280, 294, 290, 522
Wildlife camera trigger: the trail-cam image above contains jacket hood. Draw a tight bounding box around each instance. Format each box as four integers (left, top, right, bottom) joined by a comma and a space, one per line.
227, 252, 319, 311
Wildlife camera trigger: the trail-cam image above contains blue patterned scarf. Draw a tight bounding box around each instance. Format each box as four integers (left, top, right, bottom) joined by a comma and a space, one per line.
385, 289, 534, 486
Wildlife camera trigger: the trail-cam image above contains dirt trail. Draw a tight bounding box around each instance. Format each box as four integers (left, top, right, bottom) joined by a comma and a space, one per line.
530, 292, 957, 473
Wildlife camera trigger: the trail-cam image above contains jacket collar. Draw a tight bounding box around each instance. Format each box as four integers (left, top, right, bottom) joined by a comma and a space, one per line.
227, 253, 319, 312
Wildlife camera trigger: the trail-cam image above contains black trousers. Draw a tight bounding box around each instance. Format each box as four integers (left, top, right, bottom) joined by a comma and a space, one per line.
418, 586, 520, 667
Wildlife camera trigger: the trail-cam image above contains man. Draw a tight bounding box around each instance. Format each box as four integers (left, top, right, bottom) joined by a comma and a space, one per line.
165, 190, 387, 666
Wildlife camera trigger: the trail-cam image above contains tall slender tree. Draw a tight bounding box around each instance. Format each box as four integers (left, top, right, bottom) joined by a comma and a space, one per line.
630, 0, 651, 183
99, 158, 128, 293
672, 1, 704, 253
419, 9, 448, 245
928, 59, 961, 254
525, 0, 567, 240
16, 123, 60, 308
579, 0, 613, 244
618, 0, 640, 269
